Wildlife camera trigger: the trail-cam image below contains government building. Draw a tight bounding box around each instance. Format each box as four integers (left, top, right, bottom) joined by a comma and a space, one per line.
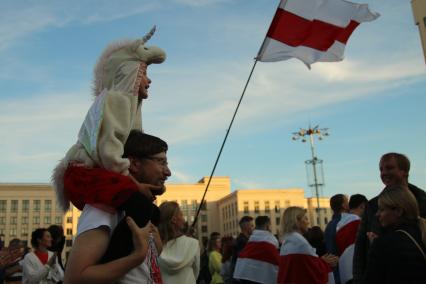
0, 177, 332, 259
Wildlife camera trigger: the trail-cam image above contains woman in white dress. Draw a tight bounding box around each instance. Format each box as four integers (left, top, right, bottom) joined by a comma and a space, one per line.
158, 201, 200, 284
22, 228, 64, 284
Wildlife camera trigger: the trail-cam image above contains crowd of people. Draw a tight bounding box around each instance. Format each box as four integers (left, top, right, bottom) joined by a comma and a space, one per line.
2, 29, 424, 284
194, 153, 426, 284
0, 225, 65, 284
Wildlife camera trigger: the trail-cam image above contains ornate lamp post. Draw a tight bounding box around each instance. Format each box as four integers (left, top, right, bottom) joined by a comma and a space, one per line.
292, 125, 329, 227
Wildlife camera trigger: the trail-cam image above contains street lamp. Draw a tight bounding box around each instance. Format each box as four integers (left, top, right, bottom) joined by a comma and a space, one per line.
292, 125, 329, 227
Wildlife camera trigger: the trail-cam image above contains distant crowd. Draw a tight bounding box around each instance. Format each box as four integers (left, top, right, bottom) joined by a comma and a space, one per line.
1, 152, 425, 284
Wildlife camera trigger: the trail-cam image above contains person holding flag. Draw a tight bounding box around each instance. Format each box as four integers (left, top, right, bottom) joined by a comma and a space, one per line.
233, 216, 280, 284
335, 194, 367, 284
278, 207, 338, 284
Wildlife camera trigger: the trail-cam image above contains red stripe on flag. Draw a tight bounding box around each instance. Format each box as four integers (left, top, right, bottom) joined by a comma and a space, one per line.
278, 254, 331, 284
267, 9, 360, 51
239, 241, 279, 265
336, 219, 360, 256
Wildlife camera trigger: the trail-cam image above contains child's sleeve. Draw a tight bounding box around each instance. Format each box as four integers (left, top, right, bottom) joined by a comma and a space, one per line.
97, 91, 141, 175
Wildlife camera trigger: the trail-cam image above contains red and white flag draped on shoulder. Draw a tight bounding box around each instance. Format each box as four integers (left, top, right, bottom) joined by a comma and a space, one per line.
278, 232, 334, 284
336, 212, 361, 284
257, 0, 379, 68
233, 230, 280, 284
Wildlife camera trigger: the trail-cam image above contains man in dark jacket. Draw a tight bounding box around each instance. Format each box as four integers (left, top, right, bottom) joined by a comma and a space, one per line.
324, 194, 349, 284
231, 216, 254, 283
353, 152, 426, 283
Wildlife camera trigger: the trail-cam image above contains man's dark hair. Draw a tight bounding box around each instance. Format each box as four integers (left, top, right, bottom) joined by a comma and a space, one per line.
349, 194, 368, 210
255, 216, 270, 229
380, 152, 410, 174
48, 225, 64, 240
210, 231, 220, 238
330, 194, 346, 213
239, 216, 253, 228
8, 238, 21, 247
123, 130, 168, 158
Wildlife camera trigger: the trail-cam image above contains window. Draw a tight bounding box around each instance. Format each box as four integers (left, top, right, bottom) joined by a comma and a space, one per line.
243, 201, 249, 214
11, 200, 18, 212
22, 200, 29, 212
66, 239, 73, 247
33, 216, 40, 224
265, 201, 270, 213
66, 228, 73, 235
44, 200, 52, 212
254, 201, 260, 213
201, 214, 207, 222
274, 201, 280, 213
10, 217, 17, 225
324, 217, 328, 224
22, 216, 28, 225
0, 217, 5, 225
276, 217, 280, 226
55, 216, 62, 224
21, 227, 28, 237
285, 200, 291, 207
0, 200, 6, 212
33, 200, 41, 212
9, 227, 17, 237
201, 201, 207, 211
44, 216, 51, 224
181, 200, 188, 211
201, 225, 208, 233
67, 217, 72, 224
191, 200, 197, 211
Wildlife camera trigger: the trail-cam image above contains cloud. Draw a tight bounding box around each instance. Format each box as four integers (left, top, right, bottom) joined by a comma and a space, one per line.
172, 0, 232, 7
144, 50, 424, 147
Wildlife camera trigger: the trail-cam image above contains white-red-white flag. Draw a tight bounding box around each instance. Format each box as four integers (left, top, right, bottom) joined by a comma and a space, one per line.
336, 213, 361, 284
278, 232, 334, 284
257, 0, 379, 68
233, 230, 280, 284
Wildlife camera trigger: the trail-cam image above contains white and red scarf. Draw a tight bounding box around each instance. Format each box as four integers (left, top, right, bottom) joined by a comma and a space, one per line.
278, 232, 334, 284
233, 229, 280, 284
336, 213, 360, 284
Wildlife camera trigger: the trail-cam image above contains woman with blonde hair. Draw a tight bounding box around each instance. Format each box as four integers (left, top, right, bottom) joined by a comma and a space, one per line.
364, 185, 426, 283
278, 206, 337, 284
158, 201, 200, 284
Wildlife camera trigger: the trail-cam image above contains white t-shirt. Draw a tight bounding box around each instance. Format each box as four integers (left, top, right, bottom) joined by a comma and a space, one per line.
77, 204, 125, 236
76, 205, 152, 284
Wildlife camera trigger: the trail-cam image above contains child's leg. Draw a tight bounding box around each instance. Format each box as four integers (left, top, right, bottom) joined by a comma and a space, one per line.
64, 164, 138, 210
101, 191, 153, 263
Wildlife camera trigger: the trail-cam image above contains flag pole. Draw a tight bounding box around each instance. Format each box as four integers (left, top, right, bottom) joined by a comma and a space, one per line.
191, 0, 284, 230
191, 58, 258, 229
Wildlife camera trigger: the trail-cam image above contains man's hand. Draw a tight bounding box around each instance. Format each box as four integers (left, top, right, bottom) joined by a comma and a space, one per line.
126, 217, 151, 261
367, 231, 378, 243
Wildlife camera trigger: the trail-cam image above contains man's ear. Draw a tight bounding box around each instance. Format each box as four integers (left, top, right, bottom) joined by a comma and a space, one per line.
128, 157, 141, 173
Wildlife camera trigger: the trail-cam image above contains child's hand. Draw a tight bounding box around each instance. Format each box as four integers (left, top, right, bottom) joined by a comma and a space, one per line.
129, 176, 163, 201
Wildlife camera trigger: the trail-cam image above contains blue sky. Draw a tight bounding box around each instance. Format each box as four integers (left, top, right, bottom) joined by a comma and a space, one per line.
0, 0, 425, 200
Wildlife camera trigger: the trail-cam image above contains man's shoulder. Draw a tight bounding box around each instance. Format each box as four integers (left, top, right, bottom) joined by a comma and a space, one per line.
409, 184, 426, 216
409, 183, 426, 197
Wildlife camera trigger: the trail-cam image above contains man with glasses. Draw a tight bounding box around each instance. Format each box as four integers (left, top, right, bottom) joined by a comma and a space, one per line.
64, 130, 171, 284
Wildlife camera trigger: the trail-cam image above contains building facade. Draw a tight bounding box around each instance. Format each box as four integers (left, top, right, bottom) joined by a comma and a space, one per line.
0, 177, 332, 257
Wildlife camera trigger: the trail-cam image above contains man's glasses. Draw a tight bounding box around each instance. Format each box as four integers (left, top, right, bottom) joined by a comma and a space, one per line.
145, 157, 168, 167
